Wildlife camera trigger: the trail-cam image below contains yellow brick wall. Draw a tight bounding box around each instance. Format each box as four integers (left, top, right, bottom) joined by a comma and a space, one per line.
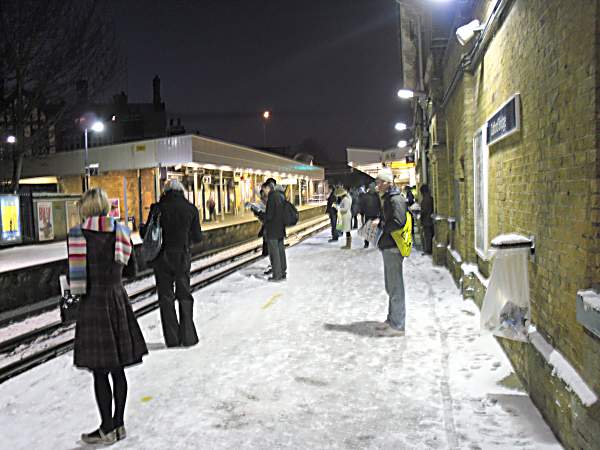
436, 0, 600, 447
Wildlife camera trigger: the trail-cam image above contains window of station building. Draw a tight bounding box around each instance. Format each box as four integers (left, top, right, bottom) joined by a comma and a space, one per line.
473, 126, 489, 259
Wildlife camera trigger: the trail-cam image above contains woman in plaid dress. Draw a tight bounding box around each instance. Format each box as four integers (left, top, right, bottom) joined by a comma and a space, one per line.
69, 189, 148, 445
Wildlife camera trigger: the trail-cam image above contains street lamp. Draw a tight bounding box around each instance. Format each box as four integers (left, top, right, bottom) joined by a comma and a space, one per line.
397, 140, 408, 148
83, 120, 104, 190
394, 122, 407, 132
262, 110, 270, 146
6, 135, 16, 144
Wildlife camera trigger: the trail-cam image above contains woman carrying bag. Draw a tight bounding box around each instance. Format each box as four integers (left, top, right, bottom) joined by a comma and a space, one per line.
68, 188, 148, 445
335, 187, 353, 249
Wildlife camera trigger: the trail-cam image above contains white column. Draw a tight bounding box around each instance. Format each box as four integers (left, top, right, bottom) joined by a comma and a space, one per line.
298, 179, 302, 207
220, 170, 225, 221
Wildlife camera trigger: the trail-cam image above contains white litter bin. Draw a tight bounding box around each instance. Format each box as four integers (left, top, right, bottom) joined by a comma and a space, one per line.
480, 234, 533, 342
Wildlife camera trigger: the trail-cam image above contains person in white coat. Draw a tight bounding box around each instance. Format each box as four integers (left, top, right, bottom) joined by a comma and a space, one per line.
335, 187, 353, 249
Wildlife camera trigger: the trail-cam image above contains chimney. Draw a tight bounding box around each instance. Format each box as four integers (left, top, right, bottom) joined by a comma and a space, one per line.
76, 79, 88, 102
153, 75, 161, 108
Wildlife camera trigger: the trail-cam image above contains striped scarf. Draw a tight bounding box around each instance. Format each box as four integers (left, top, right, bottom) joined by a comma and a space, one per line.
67, 216, 132, 295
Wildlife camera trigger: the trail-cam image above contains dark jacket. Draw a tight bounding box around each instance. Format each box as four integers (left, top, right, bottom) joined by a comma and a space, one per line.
378, 187, 407, 250
350, 191, 361, 216
326, 191, 337, 216
265, 187, 286, 240
361, 191, 381, 219
146, 190, 202, 253
420, 193, 434, 227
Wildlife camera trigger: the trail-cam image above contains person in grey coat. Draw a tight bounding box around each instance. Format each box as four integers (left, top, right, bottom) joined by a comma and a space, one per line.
375, 168, 407, 336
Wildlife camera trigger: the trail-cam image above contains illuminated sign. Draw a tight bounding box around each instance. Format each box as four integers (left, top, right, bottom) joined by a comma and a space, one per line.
0, 195, 21, 243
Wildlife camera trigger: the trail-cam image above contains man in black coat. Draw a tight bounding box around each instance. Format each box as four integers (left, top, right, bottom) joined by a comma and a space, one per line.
360, 183, 382, 248
326, 185, 339, 242
146, 180, 202, 347
264, 180, 287, 281
420, 184, 434, 254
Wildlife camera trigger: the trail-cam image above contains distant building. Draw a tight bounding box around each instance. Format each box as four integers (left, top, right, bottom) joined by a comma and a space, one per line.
57, 75, 169, 151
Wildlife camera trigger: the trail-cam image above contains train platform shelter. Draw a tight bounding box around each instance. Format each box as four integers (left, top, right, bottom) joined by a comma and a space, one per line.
0, 134, 325, 246
0, 230, 561, 449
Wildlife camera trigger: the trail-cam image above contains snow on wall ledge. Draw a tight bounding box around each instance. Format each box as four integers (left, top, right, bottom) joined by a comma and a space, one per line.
528, 328, 598, 407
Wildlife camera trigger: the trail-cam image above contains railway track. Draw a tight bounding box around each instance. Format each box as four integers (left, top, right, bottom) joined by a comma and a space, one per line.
0, 217, 329, 384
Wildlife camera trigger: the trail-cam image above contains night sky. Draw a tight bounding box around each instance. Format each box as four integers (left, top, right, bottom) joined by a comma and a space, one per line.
108, 0, 407, 162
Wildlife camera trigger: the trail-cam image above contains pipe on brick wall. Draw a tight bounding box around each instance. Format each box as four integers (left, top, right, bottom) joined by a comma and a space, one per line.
440, 0, 516, 109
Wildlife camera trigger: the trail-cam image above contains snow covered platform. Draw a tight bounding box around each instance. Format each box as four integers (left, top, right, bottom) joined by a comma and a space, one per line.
0, 231, 562, 449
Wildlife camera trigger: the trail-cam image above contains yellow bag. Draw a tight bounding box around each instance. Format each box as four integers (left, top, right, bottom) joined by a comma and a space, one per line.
390, 211, 412, 257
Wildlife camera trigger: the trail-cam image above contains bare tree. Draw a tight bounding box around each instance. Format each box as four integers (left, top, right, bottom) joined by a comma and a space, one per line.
0, 0, 121, 191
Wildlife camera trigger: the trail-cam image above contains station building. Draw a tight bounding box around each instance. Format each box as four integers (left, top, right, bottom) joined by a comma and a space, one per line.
346, 146, 417, 186
0, 134, 325, 244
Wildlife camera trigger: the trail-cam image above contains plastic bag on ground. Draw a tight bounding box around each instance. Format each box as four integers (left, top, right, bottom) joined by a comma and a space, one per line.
480, 246, 531, 342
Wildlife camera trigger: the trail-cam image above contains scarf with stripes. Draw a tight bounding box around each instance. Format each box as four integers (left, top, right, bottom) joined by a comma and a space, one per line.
67, 216, 132, 295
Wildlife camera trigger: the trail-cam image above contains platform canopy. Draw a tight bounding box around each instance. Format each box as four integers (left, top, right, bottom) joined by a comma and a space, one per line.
1, 134, 324, 181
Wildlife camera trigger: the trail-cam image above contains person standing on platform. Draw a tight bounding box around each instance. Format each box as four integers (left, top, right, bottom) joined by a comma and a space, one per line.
326, 184, 339, 242
264, 178, 287, 281
68, 188, 147, 445
360, 182, 382, 248
147, 180, 202, 348
375, 168, 407, 336
207, 193, 216, 222
350, 188, 361, 229
420, 184, 434, 255
335, 187, 353, 249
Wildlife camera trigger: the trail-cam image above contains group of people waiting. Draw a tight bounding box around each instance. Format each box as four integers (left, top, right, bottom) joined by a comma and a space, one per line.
66, 173, 433, 445
325, 168, 435, 337
67, 177, 293, 445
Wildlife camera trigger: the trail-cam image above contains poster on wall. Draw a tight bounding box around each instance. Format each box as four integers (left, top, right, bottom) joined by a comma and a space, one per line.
0, 195, 21, 242
66, 200, 80, 230
109, 198, 120, 219
37, 201, 54, 241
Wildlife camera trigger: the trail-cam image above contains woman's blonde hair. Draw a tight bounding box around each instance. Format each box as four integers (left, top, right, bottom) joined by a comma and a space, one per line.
79, 188, 110, 220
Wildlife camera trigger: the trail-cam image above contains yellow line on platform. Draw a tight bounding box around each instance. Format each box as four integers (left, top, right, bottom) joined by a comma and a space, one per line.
261, 293, 283, 310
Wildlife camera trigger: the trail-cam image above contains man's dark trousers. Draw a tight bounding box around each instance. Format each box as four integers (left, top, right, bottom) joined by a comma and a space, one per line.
329, 211, 339, 240
153, 250, 199, 347
267, 238, 287, 279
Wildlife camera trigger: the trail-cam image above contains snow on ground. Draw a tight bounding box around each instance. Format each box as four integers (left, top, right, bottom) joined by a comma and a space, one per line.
0, 231, 562, 449
0, 241, 67, 273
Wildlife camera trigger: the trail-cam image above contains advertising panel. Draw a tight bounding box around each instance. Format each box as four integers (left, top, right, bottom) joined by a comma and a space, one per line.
109, 198, 120, 219
0, 195, 21, 242
37, 201, 55, 241
66, 200, 80, 230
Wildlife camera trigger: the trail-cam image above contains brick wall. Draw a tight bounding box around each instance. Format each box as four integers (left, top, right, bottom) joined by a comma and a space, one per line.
434, 0, 600, 447
59, 168, 156, 227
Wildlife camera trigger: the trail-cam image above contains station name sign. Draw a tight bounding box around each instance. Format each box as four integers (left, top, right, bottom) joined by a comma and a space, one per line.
486, 93, 521, 145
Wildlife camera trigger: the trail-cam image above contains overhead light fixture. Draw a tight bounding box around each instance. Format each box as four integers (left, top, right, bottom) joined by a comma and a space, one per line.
395, 122, 408, 132
397, 140, 408, 148
397, 89, 415, 99
456, 19, 483, 46
6, 135, 16, 144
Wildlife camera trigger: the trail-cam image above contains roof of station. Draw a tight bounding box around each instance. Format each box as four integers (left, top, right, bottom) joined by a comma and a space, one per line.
4, 135, 324, 181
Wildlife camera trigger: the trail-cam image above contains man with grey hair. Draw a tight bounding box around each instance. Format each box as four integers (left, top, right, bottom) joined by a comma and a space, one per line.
145, 179, 202, 347
375, 168, 407, 337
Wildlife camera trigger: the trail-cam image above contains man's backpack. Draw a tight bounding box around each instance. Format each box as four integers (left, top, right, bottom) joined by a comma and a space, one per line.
390, 211, 413, 257
141, 206, 162, 262
283, 200, 299, 227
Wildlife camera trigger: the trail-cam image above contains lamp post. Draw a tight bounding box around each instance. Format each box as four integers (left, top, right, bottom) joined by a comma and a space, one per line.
262, 110, 270, 147
83, 120, 104, 191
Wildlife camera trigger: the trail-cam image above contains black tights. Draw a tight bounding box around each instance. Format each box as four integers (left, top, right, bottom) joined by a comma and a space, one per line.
93, 368, 127, 433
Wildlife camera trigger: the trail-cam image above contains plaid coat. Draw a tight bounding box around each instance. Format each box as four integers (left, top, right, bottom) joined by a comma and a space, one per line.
73, 230, 148, 370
